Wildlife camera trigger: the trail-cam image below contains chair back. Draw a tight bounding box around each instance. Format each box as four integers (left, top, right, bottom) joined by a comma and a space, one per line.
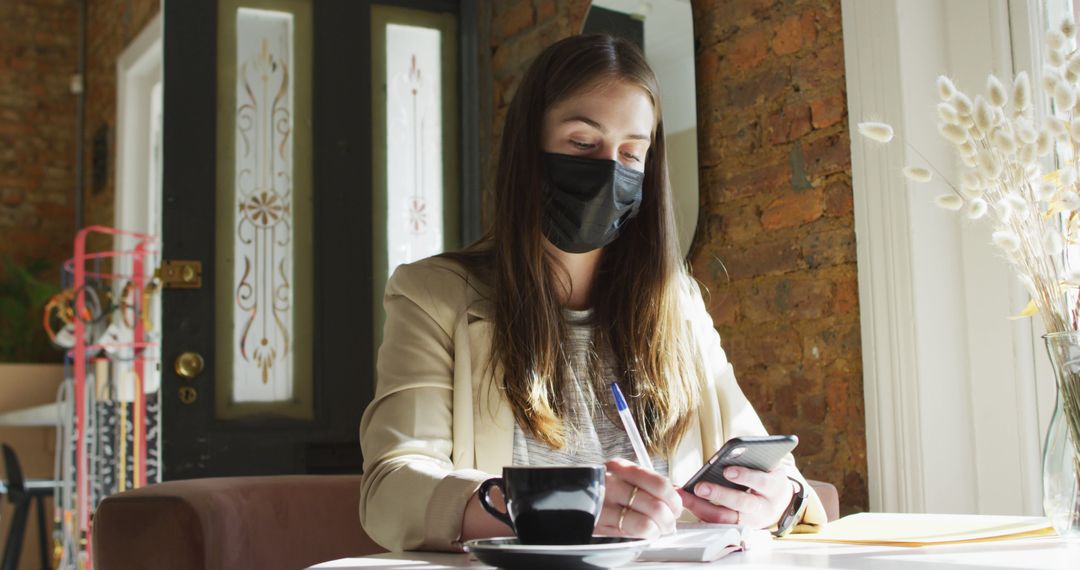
1, 444, 26, 503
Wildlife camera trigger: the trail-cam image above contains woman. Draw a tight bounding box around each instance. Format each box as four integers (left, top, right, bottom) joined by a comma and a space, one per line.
359, 33, 826, 552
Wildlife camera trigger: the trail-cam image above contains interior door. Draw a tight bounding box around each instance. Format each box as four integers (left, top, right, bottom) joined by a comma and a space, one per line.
161, 0, 469, 478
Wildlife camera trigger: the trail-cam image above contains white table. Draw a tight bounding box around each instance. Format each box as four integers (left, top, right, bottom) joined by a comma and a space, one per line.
309, 536, 1080, 569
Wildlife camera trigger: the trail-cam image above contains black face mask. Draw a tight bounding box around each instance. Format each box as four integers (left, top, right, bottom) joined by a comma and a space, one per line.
541, 152, 645, 254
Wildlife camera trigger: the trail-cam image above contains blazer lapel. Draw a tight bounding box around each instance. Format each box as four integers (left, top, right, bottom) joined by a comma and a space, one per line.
670, 412, 704, 486
464, 299, 514, 475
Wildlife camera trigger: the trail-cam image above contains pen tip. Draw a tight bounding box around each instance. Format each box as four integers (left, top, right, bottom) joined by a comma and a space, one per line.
610, 382, 628, 410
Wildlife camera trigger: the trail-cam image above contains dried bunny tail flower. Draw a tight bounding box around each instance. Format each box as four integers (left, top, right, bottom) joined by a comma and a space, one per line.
1058, 190, 1080, 211
935, 194, 964, 211
953, 92, 974, 115
961, 153, 978, 168
1017, 274, 1038, 297
987, 75, 1008, 107
1048, 30, 1067, 51
1014, 119, 1037, 143
857, 121, 894, 143
1044, 68, 1062, 92
992, 129, 1017, 154
961, 171, 982, 190
1006, 193, 1031, 220
939, 123, 969, 145
959, 141, 977, 157
1064, 17, 1078, 38
977, 150, 1002, 178
1014, 71, 1032, 113
1046, 231, 1066, 255
973, 96, 993, 132
1054, 82, 1077, 111
1019, 143, 1037, 164
1037, 131, 1055, 156
966, 198, 988, 219
996, 197, 1014, 222
903, 166, 932, 182
937, 102, 959, 125
1047, 117, 1069, 140
992, 230, 1022, 252
937, 75, 958, 101
1070, 118, 1080, 141
1038, 181, 1058, 201
1050, 49, 1067, 67
959, 185, 984, 200
1069, 53, 1080, 77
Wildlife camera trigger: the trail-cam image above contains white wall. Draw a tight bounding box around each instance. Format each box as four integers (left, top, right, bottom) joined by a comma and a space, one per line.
844, 0, 1056, 515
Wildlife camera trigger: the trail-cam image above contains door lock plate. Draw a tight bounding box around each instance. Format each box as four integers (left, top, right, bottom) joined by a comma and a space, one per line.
158, 260, 202, 289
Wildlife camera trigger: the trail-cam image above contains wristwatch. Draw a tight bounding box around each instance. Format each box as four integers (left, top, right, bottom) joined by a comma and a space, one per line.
772, 477, 808, 537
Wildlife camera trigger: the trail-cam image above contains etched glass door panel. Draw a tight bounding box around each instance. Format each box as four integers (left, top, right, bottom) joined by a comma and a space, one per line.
215, 0, 313, 419
386, 24, 444, 273
371, 5, 459, 352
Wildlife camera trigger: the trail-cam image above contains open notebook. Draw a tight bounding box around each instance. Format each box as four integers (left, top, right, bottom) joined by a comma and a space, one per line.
781, 513, 1056, 546
637, 523, 772, 562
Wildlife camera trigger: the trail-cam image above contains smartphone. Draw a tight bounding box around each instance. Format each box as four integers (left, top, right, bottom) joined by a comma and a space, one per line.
681, 435, 799, 493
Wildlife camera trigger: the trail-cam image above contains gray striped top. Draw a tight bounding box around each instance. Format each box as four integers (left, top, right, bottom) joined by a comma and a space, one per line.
511, 308, 670, 477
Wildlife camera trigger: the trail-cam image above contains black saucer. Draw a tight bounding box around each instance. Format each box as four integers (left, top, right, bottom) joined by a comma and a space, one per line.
463, 536, 650, 570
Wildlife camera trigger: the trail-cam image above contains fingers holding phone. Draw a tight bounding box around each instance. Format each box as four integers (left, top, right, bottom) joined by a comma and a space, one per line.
681, 466, 795, 528
679, 435, 799, 529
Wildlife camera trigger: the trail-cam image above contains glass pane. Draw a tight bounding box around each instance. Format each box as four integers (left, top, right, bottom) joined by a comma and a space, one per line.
370, 5, 459, 363
216, 0, 313, 419
233, 8, 295, 402
386, 24, 444, 275
149, 79, 164, 242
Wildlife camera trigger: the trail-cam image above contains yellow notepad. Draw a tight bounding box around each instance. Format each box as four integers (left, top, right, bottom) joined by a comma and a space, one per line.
781, 513, 1056, 546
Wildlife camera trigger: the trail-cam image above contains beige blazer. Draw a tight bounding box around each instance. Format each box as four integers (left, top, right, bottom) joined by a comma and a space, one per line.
359, 257, 826, 552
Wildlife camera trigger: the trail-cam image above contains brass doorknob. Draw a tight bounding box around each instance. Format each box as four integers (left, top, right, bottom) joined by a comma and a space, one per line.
175, 352, 204, 379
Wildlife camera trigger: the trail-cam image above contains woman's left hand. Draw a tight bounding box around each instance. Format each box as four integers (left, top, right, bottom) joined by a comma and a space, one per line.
676, 466, 794, 529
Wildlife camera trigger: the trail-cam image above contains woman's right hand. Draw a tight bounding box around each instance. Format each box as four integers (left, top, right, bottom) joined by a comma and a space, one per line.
595, 458, 683, 539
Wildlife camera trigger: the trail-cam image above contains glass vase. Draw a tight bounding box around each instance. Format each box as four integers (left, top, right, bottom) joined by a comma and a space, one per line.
1041, 333, 1080, 538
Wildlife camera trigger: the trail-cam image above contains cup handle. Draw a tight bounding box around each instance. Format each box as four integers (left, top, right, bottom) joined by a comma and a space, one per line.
478, 478, 514, 530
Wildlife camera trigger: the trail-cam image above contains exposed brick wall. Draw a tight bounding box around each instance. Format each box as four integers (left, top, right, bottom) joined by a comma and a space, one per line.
82, 0, 160, 235
482, 0, 867, 515
0, 0, 159, 267
481, 0, 593, 207
0, 0, 78, 274
690, 0, 866, 514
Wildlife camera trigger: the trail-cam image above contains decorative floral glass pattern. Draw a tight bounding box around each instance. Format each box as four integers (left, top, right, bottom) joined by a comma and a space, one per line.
232, 8, 295, 402
386, 24, 444, 274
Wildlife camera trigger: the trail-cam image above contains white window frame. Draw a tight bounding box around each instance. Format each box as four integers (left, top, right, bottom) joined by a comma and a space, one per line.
114, 13, 163, 403
115, 11, 163, 240
843, 0, 1056, 515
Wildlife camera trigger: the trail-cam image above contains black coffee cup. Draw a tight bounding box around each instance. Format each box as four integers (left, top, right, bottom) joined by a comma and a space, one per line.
478, 465, 605, 545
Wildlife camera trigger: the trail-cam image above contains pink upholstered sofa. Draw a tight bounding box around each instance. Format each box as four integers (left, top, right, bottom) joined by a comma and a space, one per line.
92, 475, 840, 570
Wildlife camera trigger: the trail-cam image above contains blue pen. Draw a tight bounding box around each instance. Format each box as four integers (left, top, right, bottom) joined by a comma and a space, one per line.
610, 382, 654, 471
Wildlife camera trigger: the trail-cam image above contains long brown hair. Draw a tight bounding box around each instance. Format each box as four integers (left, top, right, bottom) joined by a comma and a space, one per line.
445, 33, 701, 454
